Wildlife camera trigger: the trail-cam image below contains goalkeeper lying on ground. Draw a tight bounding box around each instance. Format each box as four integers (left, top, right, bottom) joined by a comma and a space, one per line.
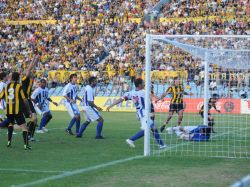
167, 124, 213, 141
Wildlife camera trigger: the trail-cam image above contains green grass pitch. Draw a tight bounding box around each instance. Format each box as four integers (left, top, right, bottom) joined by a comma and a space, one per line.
0, 111, 249, 187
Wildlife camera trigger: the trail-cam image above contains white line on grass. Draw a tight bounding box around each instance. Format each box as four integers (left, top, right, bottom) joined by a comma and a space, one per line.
13, 155, 144, 187
0, 168, 66, 173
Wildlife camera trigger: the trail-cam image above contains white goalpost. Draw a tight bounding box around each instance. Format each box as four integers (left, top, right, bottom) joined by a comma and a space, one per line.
144, 34, 250, 158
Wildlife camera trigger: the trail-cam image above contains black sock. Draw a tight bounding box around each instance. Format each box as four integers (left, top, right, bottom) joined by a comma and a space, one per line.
27, 121, 32, 136
31, 122, 36, 137
28, 121, 35, 137
8, 125, 14, 142
23, 131, 28, 145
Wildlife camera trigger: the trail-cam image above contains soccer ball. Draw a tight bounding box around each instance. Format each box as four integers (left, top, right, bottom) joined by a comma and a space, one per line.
239, 90, 247, 99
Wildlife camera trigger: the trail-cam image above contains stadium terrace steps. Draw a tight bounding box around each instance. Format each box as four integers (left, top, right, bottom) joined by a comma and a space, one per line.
48, 82, 248, 98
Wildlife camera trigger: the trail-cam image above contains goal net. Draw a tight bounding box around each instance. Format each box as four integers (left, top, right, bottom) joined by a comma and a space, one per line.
144, 35, 250, 158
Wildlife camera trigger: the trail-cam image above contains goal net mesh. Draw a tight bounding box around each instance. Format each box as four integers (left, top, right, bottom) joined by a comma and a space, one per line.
147, 35, 250, 158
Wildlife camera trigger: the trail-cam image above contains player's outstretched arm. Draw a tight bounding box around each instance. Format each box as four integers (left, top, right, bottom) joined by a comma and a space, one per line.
184, 91, 193, 96
47, 98, 58, 106
88, 101, 103, 111
106, 98, 124, 112
63, 95, 75, 104
76, 96, 82, 102
155, 92, 167, 103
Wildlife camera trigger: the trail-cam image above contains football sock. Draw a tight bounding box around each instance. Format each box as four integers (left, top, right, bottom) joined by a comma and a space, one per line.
75, 119, 80, 134
8, 125, 14, 142
44, 114, 52, 126
22, 131, 29, 145
28, 121, 36, 137
130, 130, 144, 141
39, 116, 47, 130
78, 121, 89, 136
96, 121, 103, 137
67, 117, 76, 130
152, 128, 164, 146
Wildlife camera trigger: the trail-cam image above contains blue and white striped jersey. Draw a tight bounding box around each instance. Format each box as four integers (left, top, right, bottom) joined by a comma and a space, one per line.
62, 83, 78, 102
0, 81, 6, 110
31, 87, 49, 106
82, 85, 95, 106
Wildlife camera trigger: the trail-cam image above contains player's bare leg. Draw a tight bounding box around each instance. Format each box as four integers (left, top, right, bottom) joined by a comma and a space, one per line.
160, 111, 174, 132
28, 113, 37, 141
208, 116, 216, 133
177, 109, 184, 126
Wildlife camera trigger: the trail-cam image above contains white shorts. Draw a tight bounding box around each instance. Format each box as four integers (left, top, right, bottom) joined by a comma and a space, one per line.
81, 106, 101, 122
65, 102, 80, 118
140, 117, 154, 130
33, 102, 50, 116
174, 126, 197, 137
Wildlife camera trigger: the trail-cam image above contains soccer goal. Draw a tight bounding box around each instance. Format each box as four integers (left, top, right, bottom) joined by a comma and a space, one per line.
144, 34, 250, 158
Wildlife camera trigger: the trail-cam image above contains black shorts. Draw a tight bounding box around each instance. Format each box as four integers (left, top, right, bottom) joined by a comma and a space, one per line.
169, 103, 184, 113
23, 99, 36, 118
7, 113, 26, 125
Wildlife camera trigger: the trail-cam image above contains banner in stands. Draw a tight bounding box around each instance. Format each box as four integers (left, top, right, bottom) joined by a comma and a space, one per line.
240, 99, 250, 114
159, 16, 250, 23
5, 20, 57, 25
45, 70, 188, 82
50, 96, 241, 114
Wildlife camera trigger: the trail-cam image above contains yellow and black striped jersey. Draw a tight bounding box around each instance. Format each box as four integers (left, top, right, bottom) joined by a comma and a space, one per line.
166, 85, 184, 104
0, 82, 26, 115
21, 76, 34, 98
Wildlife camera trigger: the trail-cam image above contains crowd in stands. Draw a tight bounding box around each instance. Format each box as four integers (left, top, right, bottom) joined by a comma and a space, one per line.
0, 0, 155, 20
162, 0, 249, 18
0, 0, 249, 97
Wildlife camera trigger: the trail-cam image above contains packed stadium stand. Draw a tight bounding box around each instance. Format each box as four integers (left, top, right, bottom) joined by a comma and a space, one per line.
0, 0, 249, 98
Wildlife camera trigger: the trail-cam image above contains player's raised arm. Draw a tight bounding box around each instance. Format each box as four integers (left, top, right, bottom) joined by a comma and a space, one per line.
25, 52, 40, 77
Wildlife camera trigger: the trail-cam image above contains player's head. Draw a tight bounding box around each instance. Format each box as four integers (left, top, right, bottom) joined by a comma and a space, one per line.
173, 77, 179, 85
212, 93, 219, 101
0, 72, 7, 82
134, 78, 144, 89
70, 73, 77, 84
12, 72, 20, 82
89, 76, 97, 87
40, 79, 47, 88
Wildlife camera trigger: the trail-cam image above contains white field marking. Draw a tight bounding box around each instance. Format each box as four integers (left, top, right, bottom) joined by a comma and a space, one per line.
0, 168, 67, 173
13, 155, 144, 187
154, 127, 250, 155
